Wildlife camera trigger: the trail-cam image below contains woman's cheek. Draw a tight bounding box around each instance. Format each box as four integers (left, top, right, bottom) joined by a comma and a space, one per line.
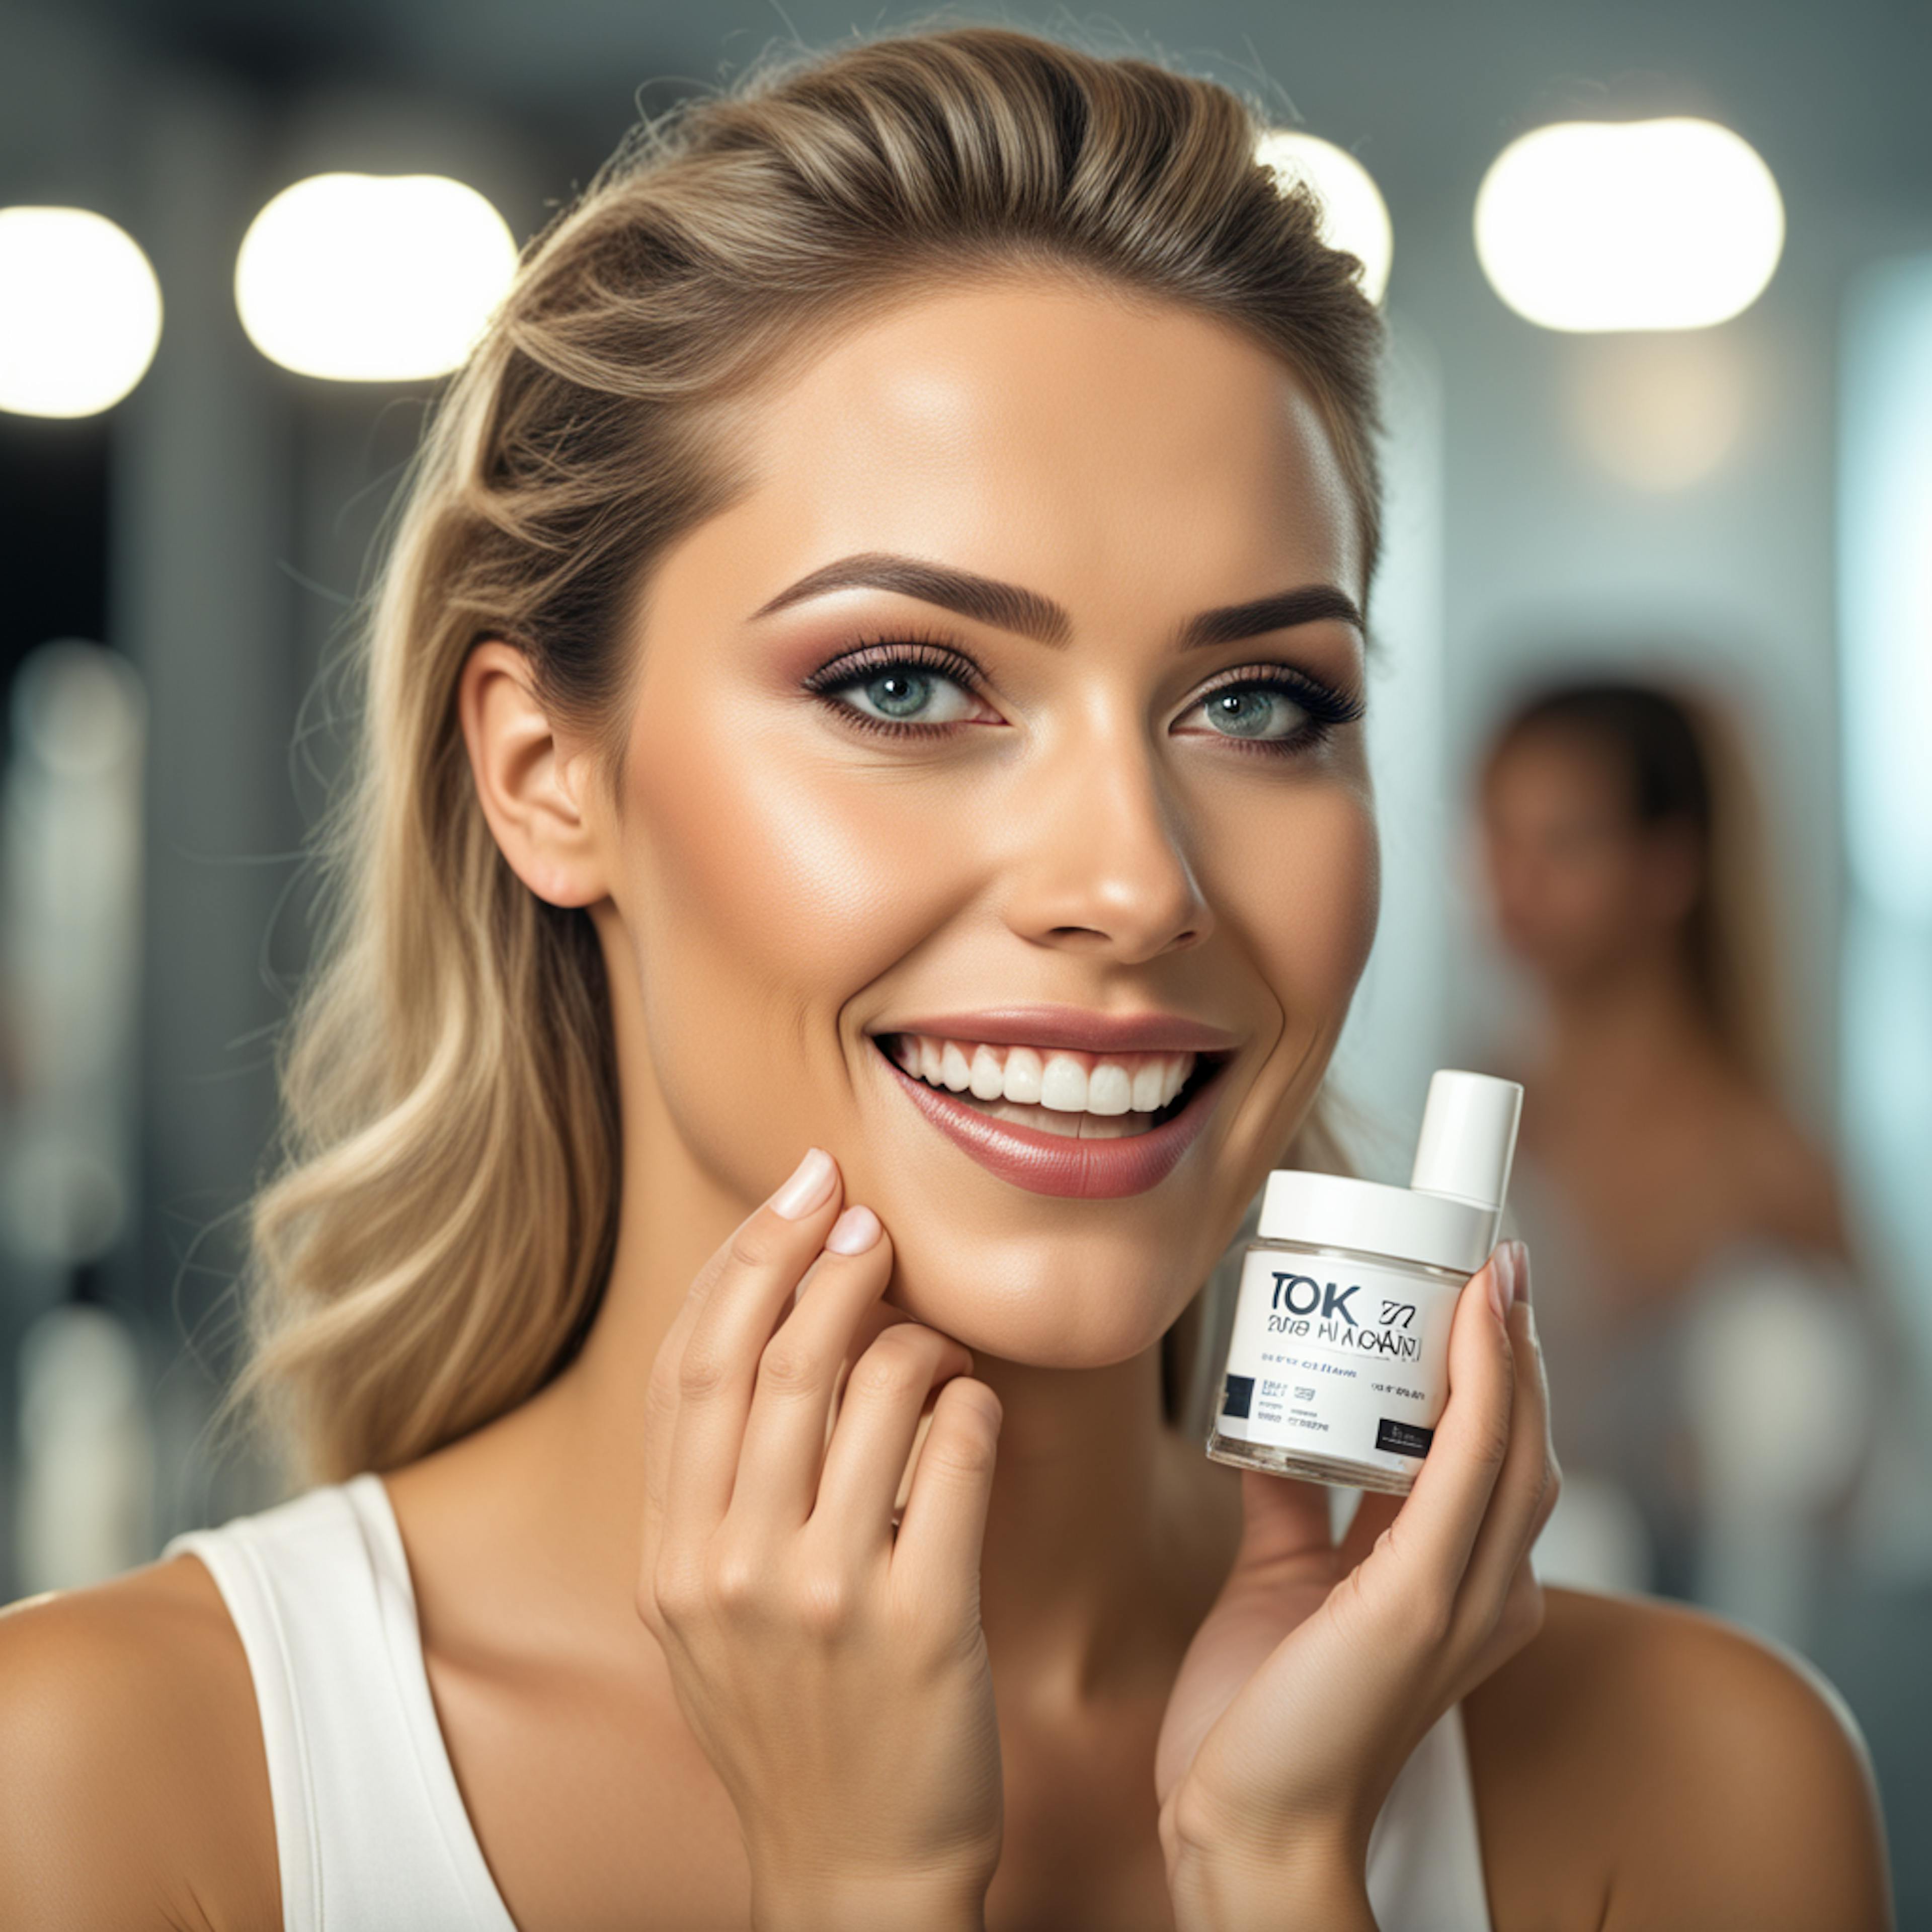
1204, 774, 1380, 1032
620, 706, 978, 1183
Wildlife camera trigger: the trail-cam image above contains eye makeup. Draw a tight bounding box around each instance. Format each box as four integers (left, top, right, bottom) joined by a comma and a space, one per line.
799, 634, 999, 740
798, 635, 1364, 753
1177, 663, 1365, 751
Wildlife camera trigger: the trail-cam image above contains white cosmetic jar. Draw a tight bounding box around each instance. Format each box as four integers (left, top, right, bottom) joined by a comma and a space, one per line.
1206, 1072, 1522, 1494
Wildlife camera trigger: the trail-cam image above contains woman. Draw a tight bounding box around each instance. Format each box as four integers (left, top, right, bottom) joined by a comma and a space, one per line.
1478, 681, 1876, 1624
0, 30, 1889, 1930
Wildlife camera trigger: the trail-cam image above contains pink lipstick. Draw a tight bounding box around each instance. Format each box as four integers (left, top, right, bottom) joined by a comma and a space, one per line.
874, 1036, 1232, 1198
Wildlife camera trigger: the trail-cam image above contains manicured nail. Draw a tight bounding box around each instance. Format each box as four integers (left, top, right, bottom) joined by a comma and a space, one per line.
825, 1205, 881, 1255
1488, 1244, 1516, 1320
771, 1148, 836, 1220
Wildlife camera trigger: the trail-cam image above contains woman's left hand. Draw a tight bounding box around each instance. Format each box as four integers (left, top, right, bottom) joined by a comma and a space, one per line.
1154, 1241, 1558, 1928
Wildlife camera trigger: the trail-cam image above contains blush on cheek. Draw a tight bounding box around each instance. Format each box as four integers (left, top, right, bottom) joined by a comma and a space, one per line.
619, 694, 985, 1196
1216, 787, 1380, 1023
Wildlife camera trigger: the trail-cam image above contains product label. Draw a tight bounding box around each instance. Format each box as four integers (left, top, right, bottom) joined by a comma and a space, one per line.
1215, 1248, 1460, 1476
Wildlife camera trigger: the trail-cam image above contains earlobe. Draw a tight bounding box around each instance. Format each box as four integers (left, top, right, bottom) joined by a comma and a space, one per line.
457, 640, 612, 909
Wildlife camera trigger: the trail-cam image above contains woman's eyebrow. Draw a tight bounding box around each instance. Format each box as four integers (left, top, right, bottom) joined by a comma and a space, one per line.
751, 552, 1071, 642
749, 550, 1363, 649
1177, 584, 1364, 648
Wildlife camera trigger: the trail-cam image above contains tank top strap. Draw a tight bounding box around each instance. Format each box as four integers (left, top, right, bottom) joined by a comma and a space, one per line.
164, 1475, 517, 1932
1365, 1700, 1494, 1930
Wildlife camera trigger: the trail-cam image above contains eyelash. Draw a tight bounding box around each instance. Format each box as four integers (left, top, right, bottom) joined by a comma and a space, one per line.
1184, 664, 1367, 754
800, 633, 1365, 754
799, 632, 985, 740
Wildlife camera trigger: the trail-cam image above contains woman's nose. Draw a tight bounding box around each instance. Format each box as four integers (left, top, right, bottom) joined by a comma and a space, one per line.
996, 720, 1214, 963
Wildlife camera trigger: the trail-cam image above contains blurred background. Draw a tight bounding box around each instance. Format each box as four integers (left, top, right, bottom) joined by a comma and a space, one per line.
2, 0, 1928, 1914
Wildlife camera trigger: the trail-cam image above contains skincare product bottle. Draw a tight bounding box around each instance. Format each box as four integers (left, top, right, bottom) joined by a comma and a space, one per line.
1206, 1070, 1523, 1494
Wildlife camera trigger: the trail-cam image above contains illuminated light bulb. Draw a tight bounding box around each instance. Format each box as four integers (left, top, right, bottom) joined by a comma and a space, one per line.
0, 208, 163, 418
1475, 118, 1785, 332
235, 173, 518, 381
1255, 131, 1393, 305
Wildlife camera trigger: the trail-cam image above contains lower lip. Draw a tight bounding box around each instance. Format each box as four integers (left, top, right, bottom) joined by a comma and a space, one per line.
876, 1046, 1230, 1198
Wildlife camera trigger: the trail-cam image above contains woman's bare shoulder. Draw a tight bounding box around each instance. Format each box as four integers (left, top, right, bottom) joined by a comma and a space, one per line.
0, 1555, 280, 1930
1466, 1586, 1891, 1931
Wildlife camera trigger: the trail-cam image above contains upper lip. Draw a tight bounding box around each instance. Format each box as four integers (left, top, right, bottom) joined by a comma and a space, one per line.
868, 1005, 1241, 1056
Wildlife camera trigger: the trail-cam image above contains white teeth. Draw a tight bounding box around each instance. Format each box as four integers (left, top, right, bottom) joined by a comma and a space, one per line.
969, 1096, 1160, 1139
1039, 1054, 1089, 1112
1003, 1045, 1043, 1104
890, 1032, 1203, 1129
969, 1044, 1005, 1099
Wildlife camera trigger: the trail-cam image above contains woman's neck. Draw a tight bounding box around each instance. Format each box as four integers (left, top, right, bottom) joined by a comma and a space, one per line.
1538, 940, 1724, 1094
524, 1122, 1197, 1709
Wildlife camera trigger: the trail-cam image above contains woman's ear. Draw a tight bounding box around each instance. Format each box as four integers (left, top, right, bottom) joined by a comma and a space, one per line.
458, 640, 612, 909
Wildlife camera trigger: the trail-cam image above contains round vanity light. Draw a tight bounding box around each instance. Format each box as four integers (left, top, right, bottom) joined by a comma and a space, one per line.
235, 172, 518, 381
0, 207, 163, 418
1474, 117, 1785, 332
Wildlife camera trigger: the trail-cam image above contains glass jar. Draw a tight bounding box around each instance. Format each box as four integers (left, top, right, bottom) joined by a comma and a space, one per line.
1205, 1237, 1472, 1494
1204, 1070, 1523, 1495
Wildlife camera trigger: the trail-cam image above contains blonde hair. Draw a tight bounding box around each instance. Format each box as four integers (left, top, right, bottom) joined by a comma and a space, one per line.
233, 25, 1387, 1484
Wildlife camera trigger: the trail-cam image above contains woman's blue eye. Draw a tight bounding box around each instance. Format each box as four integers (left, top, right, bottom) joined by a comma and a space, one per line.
1189, 683, 1314, 742
834, 666, 982, 726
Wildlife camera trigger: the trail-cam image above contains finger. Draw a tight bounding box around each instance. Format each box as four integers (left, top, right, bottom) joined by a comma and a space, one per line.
1337, 1487, 1403, 1572
1233, 1468, 1342, 1571
890, 1375, 1002, 1595
1456, 1246, 1558, 1622
813, 1319, 975, 1547
729, 1206, 906, 1532
655, 1150, 845, 1554
1369, 1246, 1517, 1594
641, 1149, 843, 1591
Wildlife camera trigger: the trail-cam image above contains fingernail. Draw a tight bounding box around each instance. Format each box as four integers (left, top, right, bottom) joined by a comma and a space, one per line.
825, 1204, 881, 1255
771, 1148, 836, 1220
1510, 1240, 1532, 1305
1488, 1244, 1516, 1320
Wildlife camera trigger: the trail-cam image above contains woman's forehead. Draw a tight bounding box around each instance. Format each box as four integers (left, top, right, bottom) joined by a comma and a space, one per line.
667, 277, 1363, 625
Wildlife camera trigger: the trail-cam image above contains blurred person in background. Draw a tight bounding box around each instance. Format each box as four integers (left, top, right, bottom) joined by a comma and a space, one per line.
1479, 678, 1879, 1635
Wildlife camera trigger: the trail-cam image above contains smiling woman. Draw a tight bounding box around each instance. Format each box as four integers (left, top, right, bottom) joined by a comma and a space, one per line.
0, 24, 1891, 1932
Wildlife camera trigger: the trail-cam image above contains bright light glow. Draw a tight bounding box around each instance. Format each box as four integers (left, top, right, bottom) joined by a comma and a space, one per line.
1840, 255, 1932, 924
1255, 132, 1393, 304
1475, 118, 1784, 332
235, 173, 517, 381
0, 208, 162, 418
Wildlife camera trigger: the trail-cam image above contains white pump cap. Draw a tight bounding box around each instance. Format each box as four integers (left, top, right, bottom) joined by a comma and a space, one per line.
1255, 1068, 1524, 1275
1408, 1071, 1523, 1211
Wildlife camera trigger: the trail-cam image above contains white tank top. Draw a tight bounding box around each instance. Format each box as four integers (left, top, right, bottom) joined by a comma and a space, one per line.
166, 1475, 1493, 1930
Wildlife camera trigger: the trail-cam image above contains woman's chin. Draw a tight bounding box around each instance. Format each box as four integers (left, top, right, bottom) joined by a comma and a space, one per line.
882, 1238, 1199, 1370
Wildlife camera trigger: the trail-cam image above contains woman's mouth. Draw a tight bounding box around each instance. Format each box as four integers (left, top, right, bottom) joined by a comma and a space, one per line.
872, 1029, 1233, 1198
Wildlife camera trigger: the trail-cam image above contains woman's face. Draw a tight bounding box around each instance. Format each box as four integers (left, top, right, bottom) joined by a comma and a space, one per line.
1480, 728, 1696, 988
606, 276, 1377, 1365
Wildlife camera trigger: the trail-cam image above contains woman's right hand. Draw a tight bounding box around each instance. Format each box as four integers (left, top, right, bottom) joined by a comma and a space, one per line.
636, 1147, 1005, 1931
